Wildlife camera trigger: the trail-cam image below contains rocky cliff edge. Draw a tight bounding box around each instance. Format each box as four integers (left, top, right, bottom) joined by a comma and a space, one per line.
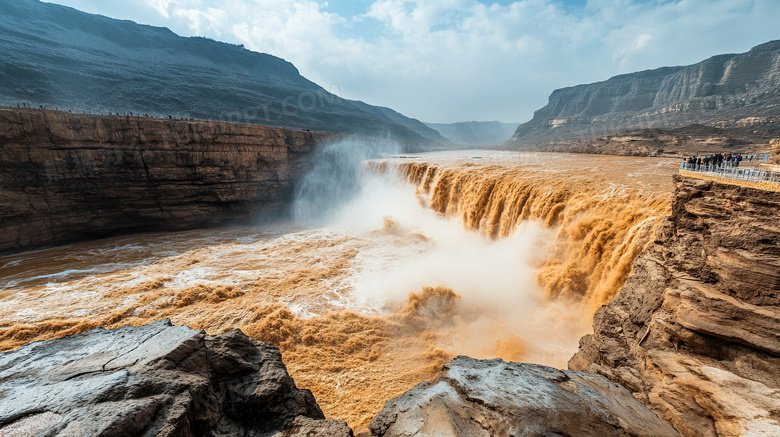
570, 175, 780, 437
0, 324, 678, 437
770, 138, 780, 164
0, 107, 337, 254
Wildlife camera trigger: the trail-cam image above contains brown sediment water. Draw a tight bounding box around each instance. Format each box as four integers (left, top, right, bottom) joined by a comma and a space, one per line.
380, 151, 676, 310
0, 151, 680, 430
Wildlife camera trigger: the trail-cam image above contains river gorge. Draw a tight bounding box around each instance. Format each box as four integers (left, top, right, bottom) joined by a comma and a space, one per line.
1, 3, 779, 433
0, 149, 682, 431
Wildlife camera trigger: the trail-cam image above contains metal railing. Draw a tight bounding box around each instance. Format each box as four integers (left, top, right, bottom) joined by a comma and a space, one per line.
688, 153, 770, 162
680, 162, 780, 184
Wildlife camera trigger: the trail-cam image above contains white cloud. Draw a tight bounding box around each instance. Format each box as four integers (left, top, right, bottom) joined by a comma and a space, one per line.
43, 0, 780, 123
146, 0, 175, 18
174, 7, 228, 35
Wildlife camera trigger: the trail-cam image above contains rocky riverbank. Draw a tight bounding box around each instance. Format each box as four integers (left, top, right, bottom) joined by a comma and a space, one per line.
0, 321, 675, 437
369, 356, 677, 437
0, 107, 337, 254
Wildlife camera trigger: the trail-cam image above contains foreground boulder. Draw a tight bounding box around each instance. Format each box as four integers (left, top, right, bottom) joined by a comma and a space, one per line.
0, 319, 352, 437
570, 176, 780, 436
369, 356, 678, 437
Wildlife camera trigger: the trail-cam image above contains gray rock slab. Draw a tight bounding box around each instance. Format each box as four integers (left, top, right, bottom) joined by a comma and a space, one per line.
0, 319, 351, 437
369, 356, 679, 437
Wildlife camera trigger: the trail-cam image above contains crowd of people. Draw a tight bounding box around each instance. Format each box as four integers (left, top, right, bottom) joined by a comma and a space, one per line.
683, 153, 764, 169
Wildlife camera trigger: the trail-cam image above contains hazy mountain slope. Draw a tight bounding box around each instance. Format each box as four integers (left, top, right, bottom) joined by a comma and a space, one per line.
425, 121, 519, 146
508, 40, 780, 146
0, 0, 449, 145
351, 101, 448, 144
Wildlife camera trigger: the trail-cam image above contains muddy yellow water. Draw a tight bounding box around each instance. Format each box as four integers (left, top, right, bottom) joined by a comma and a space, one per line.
0, 151, 680, 430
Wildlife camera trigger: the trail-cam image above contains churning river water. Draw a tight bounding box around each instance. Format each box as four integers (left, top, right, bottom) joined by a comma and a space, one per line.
0, 150, 681, 429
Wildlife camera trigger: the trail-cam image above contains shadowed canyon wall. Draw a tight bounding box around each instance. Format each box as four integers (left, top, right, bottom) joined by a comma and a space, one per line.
570, 175, 780, 436
0, 107, 337, 254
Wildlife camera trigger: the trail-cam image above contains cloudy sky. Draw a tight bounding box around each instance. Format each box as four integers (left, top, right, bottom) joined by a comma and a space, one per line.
44, 0, 780, 123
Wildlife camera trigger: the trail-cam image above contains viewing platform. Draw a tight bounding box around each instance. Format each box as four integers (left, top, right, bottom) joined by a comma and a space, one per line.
680, 162, 780, 192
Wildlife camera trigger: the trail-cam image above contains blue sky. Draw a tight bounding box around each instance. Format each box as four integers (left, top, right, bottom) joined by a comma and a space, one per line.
42, 0, 780, 123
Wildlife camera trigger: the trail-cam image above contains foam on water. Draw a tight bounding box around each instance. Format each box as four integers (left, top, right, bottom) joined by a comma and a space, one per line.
0, 149, 681, 431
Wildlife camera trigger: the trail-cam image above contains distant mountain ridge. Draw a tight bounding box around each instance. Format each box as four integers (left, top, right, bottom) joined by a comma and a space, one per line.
424, 121, 518, 146
0, 0, 448, 145
508, 40, 780, 146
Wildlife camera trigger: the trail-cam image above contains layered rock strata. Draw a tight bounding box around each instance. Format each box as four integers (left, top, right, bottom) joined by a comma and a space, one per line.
570, 175, 780, 436
771, 138, 780, 164
0, 107, 336, 254
510, 124, 773, 157
0, 319, 352, 437
369, 356, 678, 437
509, 40, 780, 146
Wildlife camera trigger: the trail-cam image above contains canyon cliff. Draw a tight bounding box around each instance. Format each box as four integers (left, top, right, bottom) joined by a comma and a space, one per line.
0, 107, 336, 254
570, 175, 780, 436
506, 124, 774, 157
508, 40, 780, 149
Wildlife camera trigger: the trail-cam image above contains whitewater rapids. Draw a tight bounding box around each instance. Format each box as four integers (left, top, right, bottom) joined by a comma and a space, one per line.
0, 150, 680, 430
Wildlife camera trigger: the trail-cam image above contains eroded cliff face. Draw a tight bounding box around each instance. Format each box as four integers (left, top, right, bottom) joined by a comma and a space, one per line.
509, 40, 780, 147
0, 107, 337, 254
510, 124, 773, 157
770, 138, 780, 164
570, 175, 780, 437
